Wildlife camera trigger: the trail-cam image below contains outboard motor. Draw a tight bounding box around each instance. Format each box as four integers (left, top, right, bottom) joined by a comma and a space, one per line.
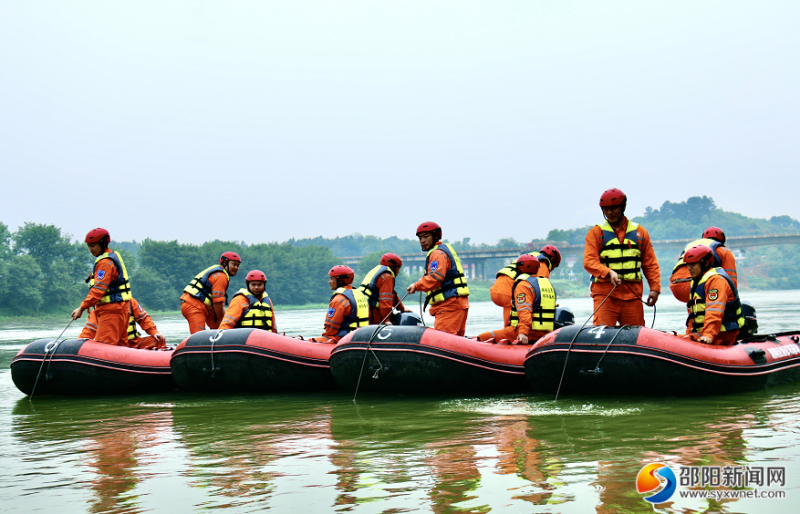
740, 300, 758, 336
554, 306, 575, 329
390, 311, 425, 326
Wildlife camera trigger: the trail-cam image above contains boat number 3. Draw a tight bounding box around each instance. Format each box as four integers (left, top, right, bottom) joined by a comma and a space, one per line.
377, 328, 393, 340
587, 326, 607, 339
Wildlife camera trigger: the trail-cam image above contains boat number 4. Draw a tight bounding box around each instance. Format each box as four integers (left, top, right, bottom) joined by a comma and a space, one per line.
587, 326, 607, 339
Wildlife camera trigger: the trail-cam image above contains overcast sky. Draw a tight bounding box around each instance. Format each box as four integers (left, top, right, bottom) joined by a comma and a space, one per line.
2, 1, 798, 246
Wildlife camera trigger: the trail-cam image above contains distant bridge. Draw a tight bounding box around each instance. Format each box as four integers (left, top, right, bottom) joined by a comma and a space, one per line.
340, 233, 800, 279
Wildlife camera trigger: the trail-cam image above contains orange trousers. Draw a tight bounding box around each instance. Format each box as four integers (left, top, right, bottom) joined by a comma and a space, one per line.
181, 298, 220, 334
592, 296, 644, 327
430, 299, 469, 336
490, 276, 514, 326
92, 302, 130, 346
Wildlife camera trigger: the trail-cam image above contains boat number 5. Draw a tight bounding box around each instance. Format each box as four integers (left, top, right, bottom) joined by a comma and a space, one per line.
377, 328, 392, 340
587, 326, 606, 339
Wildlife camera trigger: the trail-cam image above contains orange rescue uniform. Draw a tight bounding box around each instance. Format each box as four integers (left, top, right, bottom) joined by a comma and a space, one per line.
369, 272, 406, 324
413, 243, 469, 336
310, 285, 356, 344
180, 270, 230, 334
219, 293, 277, 332
490, 260, 551, 326
685, 274, 739, 345
81, 256, 130, 346
584, 217, 661, 327
478, 280, 548, 343
670, 246, 737, 303
79, 298, 164, 349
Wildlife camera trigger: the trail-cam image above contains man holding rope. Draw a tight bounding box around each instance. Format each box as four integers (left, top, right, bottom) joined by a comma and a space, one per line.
583, 188, 661, 326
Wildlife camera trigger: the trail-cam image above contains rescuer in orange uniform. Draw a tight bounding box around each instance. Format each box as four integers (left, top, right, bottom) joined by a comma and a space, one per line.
490, 245, 561, 326
670, 226, 737, 303
406, 222, 470, 336
683, 244, 744, 344
180, 252, 241, 334
358, 253, 410, 324
79, 297, 167, 349
219, 270, 277, 332
310, 265, 369, 344
71, 228, 133, 346
478, 254, 556, 344
584, 189, 661, 326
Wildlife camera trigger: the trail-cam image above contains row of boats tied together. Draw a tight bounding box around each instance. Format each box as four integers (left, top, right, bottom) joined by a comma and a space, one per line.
11, 307, 800, 397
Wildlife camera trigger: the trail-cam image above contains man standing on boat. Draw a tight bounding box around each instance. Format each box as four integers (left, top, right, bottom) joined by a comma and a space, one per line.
406, 222, 470, 336
79, 297, 167, 349
180, 252, 241, 334
358, 253, 411, 324
71, 228, 132, 345
219, 270, 277, 332
490, 245, 561, 326
670, 226, 737, 303
683, 244, 743, 344
477, 254, 556, 343
310, 265, 369, 343
583, 189, 661, 326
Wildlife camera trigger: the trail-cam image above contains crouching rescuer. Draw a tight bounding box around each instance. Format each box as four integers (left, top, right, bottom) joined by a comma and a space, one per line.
219, 270, 277, 332
477, 254, 556, 344
683, 244, 744, 345
310, 265, 369, 344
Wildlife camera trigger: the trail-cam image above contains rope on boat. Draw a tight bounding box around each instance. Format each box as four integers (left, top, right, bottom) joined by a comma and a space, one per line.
29, 318, 74, 402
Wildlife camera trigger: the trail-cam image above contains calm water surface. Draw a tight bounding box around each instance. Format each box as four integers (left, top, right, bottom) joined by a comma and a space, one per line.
1, 291, 799, 513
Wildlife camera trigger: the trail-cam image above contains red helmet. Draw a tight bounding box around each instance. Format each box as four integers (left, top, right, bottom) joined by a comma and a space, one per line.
702, 226, 726, 244
539, 245, 561, 269
380, 253, 403, 269
329, 265, 355, 285
684, 244, 713, 265
85, 228, 110, 245
246, 270, 267, 282
416, 221, 442, 241
599, 188, 627, 209
516, 254, 540, 275
220, 251, 241, 265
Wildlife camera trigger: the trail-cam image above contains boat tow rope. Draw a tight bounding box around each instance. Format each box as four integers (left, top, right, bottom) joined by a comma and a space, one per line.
554, 283, 618, 401
620, 280, 657, 329
29, 318, 74, 402
206, 330, 224, 379
418, 292, 426, 327
353, 291, 411, 402
589, 325, 630, 374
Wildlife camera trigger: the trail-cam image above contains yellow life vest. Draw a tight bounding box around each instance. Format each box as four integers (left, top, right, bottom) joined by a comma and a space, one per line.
233, 289, 274, 330
424, 243, 470, 306
496, 252, 543, 280
88, 250, 132, 304
184, 265, 230, 308
673, 238, 724, 272
509, 274, 557, 332
332, 287, 370, 336
594, 220, 642, 282
358, 265, 394, 307
687, 268, 744, 333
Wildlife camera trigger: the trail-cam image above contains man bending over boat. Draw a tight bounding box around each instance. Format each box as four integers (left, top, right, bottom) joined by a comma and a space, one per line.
219, 270, 277, 332
406, 221, 470, 336
80, 297, 167, 349
358, 253, 412, 324
683, 244, 744, 345
670, 226, 737, 303
310, 265, 369, 343
490, 245, 561, 326
71, 228, 132, 346
477, 254, 556, 344
583, 188, 661, 326
180, 251, 241, 334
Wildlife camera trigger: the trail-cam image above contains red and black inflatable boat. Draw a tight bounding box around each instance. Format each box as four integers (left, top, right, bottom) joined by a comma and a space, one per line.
524, 325, 800, 396
329, 325, 531, 394
11, 338, 175, 396
170, 328, 338, 392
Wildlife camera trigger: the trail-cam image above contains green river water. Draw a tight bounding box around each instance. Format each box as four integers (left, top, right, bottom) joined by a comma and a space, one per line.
1, 292, 799, 513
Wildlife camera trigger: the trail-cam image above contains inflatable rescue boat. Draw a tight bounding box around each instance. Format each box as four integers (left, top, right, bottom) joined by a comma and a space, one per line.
11, 338, 175, 396
170, 328, 339, 392
328, 310, 574, 394
524, 325, 800, 396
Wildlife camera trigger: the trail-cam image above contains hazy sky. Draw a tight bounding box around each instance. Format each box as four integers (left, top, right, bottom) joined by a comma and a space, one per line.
2, 1, 798, 246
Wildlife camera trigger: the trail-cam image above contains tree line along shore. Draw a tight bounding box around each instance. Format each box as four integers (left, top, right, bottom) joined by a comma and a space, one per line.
2, 196, 799, 318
